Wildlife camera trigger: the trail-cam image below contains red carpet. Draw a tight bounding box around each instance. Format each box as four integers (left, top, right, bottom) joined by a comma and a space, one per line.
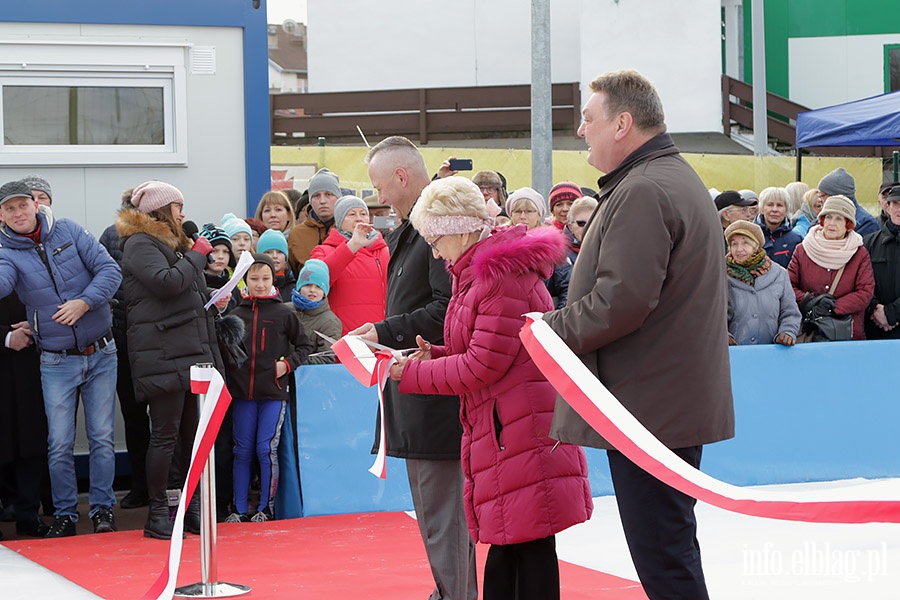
3, 512, 646, 599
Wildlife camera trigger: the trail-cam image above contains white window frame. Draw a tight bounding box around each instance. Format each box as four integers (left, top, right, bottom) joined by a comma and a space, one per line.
0, 41, 189, 166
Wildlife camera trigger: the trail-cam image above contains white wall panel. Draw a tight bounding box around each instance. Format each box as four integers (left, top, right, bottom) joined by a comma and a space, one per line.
0, 23, 246, 236
789, 34, 900, 109
309, 0, 721, 133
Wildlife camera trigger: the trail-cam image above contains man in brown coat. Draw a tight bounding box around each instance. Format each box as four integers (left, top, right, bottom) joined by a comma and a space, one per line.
544, 70, 734, 600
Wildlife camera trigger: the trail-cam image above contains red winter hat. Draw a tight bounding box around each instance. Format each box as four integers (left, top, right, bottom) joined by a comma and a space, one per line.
548, 181, 581, 209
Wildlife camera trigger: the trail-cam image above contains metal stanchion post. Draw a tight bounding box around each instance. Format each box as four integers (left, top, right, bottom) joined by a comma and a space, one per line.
175, 364, 250, 598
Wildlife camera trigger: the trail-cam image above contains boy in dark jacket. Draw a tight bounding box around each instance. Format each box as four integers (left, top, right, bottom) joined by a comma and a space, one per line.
225, 254, 314, 522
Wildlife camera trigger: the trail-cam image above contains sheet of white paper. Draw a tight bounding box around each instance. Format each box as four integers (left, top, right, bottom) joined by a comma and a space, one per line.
204, 250, 255, 310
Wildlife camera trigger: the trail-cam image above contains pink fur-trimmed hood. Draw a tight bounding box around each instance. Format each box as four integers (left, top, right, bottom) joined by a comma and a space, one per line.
452, 224, 567, 283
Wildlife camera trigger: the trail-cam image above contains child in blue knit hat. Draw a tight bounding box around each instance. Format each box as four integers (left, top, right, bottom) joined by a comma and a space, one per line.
199, 223, 239, 313
256, 229, 294, 302
221, 213, 254, 257
291, 259, 341, 364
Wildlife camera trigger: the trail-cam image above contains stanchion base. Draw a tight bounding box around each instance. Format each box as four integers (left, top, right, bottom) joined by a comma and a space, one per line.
173, 581, 251, 597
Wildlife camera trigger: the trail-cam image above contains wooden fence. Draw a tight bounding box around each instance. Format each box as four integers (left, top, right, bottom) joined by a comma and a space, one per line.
270, 82, 581, 145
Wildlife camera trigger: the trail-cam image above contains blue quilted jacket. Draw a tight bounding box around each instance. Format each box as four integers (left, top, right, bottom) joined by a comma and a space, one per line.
0, 206, 120, 352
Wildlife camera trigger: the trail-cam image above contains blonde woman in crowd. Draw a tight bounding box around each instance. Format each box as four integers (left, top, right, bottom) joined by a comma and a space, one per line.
792, 187, 824, 237
254, 191, 296, 235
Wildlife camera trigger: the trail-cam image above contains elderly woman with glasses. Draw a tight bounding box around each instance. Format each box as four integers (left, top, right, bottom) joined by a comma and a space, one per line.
565, 196, 598, 263
390, 176, 591, 600
506, 187, 570, 309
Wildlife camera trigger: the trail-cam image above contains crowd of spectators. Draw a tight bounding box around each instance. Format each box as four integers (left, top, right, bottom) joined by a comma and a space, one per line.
2, 154, 899, 542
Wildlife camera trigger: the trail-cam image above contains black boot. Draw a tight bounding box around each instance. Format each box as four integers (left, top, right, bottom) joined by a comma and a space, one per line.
120, 489, 150, 509
184, 492, 201, 535
17, 515, 50, 537
144, 501, 174, 540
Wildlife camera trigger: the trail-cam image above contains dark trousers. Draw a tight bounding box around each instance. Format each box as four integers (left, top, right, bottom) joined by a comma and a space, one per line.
483, 535, 559, 600
146, 390, 198, 505
607, 446, 709, 600
115, 344, 149, 496
10, 456, 45, 524
214, 404, 235, 514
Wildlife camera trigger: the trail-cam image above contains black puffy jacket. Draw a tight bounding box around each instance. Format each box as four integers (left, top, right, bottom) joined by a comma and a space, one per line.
99, 223, 128, 345
116, 209, 223, 400
864, 221, 900, 339
373, 218, 461, 459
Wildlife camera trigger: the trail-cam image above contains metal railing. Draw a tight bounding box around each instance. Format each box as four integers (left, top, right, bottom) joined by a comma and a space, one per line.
722, 74, 897, 158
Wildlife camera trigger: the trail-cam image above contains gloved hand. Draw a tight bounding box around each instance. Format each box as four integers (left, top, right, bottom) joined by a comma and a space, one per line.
809, 294, 836, 320
774, 332, 795, 346
192, 236, 214, 256
817, 294, 837, 312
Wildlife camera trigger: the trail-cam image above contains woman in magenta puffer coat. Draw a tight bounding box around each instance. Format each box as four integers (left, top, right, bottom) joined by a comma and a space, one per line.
391, 177, 592, 600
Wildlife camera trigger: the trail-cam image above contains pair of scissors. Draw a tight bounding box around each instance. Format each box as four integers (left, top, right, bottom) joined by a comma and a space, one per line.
314, 331, 419, 357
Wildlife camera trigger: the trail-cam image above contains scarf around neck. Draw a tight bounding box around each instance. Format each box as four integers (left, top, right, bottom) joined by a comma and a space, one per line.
796, 202, 817, 226
291, 288, 324, 311
802, 224, 863, 270
726, 247, 770, 286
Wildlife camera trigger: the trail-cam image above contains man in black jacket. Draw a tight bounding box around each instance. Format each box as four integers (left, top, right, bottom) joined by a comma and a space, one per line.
864, 185, 900, 339
0, 291, 50, 537
99, 188, 150, 510
351, 136, 477, 600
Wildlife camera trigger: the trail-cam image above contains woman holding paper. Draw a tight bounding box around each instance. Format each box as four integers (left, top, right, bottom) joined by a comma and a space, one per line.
390, 177, 592, 600
117, 180, 223, 540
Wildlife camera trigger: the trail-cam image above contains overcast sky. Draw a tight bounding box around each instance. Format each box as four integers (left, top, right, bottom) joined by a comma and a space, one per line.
266, 0, 307, 24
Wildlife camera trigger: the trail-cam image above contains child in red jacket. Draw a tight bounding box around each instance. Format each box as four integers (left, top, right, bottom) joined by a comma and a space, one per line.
224, 253, 313, 522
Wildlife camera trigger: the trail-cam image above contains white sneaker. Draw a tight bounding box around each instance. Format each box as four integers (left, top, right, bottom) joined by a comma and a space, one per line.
250, 511, 269, 523
224, 512, 249, 523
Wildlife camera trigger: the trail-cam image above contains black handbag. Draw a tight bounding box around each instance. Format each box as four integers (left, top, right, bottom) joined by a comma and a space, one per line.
799, 311, 853, 343
797, 266, 853, 343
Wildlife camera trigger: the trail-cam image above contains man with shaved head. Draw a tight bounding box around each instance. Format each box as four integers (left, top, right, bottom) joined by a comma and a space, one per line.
351, 136, 476, 600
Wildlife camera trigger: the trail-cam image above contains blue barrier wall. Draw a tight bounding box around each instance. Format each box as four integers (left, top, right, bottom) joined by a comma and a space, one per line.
277, 341, 900, 517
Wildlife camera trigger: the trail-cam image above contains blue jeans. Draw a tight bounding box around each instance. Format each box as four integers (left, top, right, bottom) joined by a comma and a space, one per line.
39, 340, 118, 519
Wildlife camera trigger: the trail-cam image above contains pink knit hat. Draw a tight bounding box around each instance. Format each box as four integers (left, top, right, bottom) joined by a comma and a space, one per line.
131, 181, 184, 214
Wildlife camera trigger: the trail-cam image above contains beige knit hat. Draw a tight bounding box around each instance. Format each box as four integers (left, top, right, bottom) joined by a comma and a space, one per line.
131, 181, 184, 214
818, 194, 856, 228
506, 187, 547, 220
724, 219, 765, 248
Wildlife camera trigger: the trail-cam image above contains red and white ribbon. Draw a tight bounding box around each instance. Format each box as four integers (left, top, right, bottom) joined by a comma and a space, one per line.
520, 313, 900, 524
140, 366, 233, 600
332, 335, 397, 479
